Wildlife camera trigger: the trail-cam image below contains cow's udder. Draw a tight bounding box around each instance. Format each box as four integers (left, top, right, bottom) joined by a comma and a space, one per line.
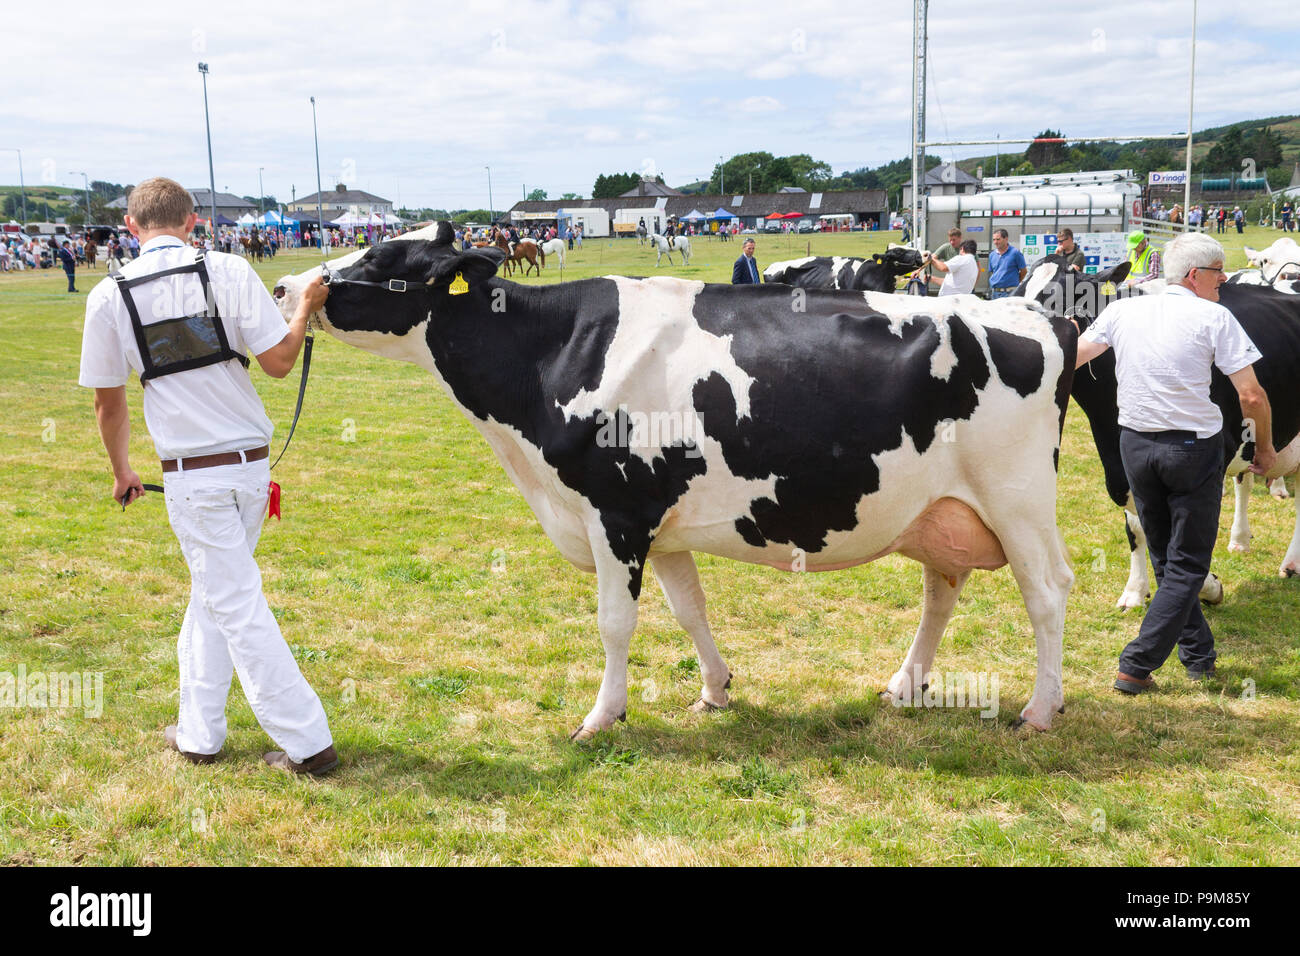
892, 498, 1007, 577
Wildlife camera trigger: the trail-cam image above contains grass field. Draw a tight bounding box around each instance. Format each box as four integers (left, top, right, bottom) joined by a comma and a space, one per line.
1, 227, 1297, 866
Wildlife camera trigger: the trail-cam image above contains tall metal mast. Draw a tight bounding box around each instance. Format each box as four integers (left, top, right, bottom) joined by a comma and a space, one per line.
910, 0, 929, 251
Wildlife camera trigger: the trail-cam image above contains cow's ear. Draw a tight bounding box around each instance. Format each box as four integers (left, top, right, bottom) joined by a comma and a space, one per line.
432, 221, 456, 246
1096, 260, 1131, 284
872, 253, 884, 264
426, 247, 504, 289
1243, 246, 1259, 263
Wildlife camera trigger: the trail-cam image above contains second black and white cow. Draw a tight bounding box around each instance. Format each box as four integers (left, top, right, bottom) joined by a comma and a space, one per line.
277, 222, 1077, 734
763, 247, 925, 292
1018, 257, 1300, 606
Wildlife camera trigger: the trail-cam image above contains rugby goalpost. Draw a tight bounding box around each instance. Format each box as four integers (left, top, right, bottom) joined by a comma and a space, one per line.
908, 0, 1198, 254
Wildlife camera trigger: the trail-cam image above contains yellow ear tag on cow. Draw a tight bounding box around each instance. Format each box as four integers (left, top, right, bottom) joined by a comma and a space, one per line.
1100, 281, 1116, 296
449, 272, 469, 295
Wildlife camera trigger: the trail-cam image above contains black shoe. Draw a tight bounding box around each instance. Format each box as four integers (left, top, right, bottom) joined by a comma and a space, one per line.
1185, 665, 1217, 681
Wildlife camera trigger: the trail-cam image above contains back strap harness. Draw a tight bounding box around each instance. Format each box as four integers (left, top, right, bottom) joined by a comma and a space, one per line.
112, 249, 312, 513
111, 250, 250, 384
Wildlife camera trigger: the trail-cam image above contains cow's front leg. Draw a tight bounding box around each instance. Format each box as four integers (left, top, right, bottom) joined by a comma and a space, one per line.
885, 565, 969, 703
570, 536, 644, 742
1229, 472, 1253, 553
650, 551, 731, 711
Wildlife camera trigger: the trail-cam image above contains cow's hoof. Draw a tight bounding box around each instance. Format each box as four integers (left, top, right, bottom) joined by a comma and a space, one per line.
1011, 714, 1051, 733
1116, 590, 1148, 610
689, 697, 727, 713
1280, 565, 1298, 579
1200, 573, 1225, 605
568, 711, 626, 741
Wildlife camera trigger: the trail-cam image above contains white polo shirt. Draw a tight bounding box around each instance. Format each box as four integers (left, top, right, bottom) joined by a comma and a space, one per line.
78, 236, 288, 460
1081, 284, 1261, 438
938, 253, 977, 296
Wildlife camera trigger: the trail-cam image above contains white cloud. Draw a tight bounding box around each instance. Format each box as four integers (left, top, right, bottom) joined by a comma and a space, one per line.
1, 0, 1297, 208
738, 96, 783, 113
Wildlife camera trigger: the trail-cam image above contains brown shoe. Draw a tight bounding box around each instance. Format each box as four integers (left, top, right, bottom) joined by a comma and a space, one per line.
164, 725, 220, 765
263, 745, 339, 777
1113, 672, 1156, 695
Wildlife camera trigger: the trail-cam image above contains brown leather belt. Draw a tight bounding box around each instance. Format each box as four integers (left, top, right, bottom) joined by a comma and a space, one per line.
160, 444, 270, 473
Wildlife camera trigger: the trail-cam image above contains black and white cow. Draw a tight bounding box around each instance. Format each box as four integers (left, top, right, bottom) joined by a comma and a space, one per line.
763, 247, 925, 292
276, 222, 1077, 734
1017, 258, 1300, 606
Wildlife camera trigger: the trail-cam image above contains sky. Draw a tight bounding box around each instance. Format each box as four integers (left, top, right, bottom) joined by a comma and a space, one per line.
5, 0, 1299, 211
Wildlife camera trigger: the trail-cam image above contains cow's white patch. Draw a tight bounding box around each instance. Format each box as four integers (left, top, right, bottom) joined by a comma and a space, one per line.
929, 314, 957, 380
559, 277, 756, 464
1023, 261, 1058, 303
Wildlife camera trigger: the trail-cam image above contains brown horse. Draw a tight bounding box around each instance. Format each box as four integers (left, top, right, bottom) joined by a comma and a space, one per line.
490, 234, 540, 277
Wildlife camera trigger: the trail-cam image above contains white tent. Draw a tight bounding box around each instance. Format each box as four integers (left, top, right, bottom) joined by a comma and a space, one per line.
237, 213, 257, 226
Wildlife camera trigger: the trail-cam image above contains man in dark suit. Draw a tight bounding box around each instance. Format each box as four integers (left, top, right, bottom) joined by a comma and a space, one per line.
731, 238, 760, 284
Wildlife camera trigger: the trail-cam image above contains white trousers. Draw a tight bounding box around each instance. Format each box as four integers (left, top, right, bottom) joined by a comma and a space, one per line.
164, 458, 332, 762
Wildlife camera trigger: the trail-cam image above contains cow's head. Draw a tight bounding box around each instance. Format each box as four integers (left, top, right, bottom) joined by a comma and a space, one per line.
1244, 237, 1300, 280
873, 245, 925, 276
1016, 255, 1133, 325
274, 221, 505, 349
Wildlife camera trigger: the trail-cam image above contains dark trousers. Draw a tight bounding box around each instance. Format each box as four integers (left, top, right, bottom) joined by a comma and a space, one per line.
64, 267, 76, 291
1118, 427, 1222, 677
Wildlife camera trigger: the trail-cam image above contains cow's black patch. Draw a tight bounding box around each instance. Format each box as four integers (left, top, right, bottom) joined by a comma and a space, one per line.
766, 250, 923, 293
690, 286, 993, 553
984, 325, 1047, 398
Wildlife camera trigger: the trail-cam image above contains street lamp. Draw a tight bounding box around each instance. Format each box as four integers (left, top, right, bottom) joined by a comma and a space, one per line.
198, 62, 217, 236
258, 167, 265, 216
485, 165, 494, 224
1, 148, 26, 225
69, 170, 91, 225
719, 155, 724, 195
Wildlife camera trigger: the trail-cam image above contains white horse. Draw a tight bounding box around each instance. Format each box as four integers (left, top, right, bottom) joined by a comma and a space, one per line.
648, 232, 691, 267
540, 238, 565, 269
636, 223, 647, 246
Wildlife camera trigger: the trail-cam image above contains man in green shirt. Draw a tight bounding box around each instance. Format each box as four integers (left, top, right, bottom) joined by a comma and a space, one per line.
932, 227, 963, 262
1055, 228, 1086, 271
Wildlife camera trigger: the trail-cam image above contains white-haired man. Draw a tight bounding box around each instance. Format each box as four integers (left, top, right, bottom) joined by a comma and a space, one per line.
1074, 233, 1275, 694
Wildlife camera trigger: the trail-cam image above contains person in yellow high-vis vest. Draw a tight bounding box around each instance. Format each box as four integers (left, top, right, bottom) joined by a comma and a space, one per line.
1125, 230, 1161, 286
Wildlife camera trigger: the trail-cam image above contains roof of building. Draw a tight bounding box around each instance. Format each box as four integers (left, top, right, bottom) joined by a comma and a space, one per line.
292, 186, 392, 207
618, 177, 684, 198
903, 162, 982, 188
188, 188, 259, 209
507, 188, 888, 220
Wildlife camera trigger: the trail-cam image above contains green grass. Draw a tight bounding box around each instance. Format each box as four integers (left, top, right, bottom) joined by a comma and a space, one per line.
1, 228, 1297, 865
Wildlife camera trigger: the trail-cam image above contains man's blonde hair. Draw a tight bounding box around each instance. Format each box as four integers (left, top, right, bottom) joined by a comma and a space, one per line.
127, 177, 194, 229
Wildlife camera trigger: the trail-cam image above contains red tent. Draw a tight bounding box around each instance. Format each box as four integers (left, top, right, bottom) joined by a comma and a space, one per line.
765, 212, 785, 220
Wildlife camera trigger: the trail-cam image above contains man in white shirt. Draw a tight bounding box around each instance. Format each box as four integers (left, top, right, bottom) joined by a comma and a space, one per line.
1075, 233, 1275, 694
79, 177, 338, 774
924, 239, 978, 296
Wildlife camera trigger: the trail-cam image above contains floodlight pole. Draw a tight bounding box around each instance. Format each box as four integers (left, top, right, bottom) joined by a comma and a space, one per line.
70, 171, 91, 225
258, 167, 265, 216
1, 148, 26, 225
720, 156, 724, 196
485, 165, 494, 224
311, 96, 325, 257
1184, 0, 1197, 222
198, 63, 217, 236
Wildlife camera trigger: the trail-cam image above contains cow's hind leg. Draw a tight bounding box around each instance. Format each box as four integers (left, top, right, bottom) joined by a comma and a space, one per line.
570, 538, 644, 742
885, 565, 970, 704
651, 552, 731, 711
1003, 524, 1072, 731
